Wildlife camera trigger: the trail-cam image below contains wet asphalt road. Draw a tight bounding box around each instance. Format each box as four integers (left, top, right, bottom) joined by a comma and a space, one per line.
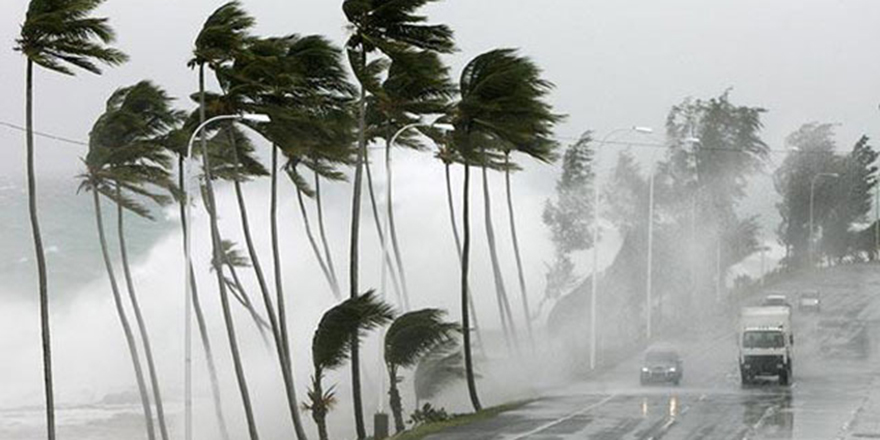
428, 265, 880, 440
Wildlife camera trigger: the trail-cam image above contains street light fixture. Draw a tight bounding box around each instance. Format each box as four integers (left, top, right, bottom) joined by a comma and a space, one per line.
182, 112, 267, 440
808, 172, 840, 268
591, 126, 653, 370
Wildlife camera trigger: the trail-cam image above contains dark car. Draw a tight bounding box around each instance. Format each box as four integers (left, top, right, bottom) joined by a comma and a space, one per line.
798, 290, 821, 312
640, 349, 683, 385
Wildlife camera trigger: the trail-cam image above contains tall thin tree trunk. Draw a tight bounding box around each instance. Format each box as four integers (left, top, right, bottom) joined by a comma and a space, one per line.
25, 59, 55, 440
481, 162, 518, 353
384, 137, 411, 310
349, 49, 368, 440
200, 64, 260, 440
270, 145, 310, 440
444, 162, 485, 356
461, 163, 482, 411
387, 366, 405, 433
314, 175, 340, 295
116, 185, 169, 440
364, 154, 405, 308
503, 154, 534, 350
177, 156, 230, 440
91, 187, 156, 440
311, 373, 329, 440
296, 181, 340, 299
225, 262, 272, 344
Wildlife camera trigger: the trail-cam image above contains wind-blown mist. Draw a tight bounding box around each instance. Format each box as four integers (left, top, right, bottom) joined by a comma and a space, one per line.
0, 145, 575, 439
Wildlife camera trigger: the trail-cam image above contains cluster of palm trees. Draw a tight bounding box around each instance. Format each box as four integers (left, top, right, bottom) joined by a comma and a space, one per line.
17, 0, 560, 439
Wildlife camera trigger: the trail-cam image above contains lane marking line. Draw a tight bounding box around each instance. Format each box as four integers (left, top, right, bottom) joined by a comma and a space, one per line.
507, 394, 617, 440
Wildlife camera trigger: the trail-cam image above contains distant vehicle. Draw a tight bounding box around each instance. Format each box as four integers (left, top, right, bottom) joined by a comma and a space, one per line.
640, 348, 683, 385
799, 290, 821, 312
739, 306, 794, 386
761, 294, 792, 309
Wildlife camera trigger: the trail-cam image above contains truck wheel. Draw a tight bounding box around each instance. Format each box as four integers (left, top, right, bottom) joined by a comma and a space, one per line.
740, 371, 750, 386
779, 369, 789, 386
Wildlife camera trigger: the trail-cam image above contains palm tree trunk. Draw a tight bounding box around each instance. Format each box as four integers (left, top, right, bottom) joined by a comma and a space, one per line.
384, 137, 411, 310
91, 187, 157, 440
200, 63, 260, 440
314, 175, 340, 296
177, 156, 231, 440
224, 127, 306, 439
444, 162, 485, 357
270, 145, 310, 440
349, 49, 368, 440
225, 261, 272, 342
115, 185, 169, 440
461, 163, 482, 411
364, 154, 405, 308
25, 59, 55, 440
481, 162, 518, 353
296, 184, 340, 299
503, 154, 534, 350
311, 373, 329, 440
387, 366, 405, 433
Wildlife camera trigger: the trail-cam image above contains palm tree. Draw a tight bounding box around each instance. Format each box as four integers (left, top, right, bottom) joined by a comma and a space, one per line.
343, 1, 453, 435
384, 309, 459, 433
191, 3, 261, 437
305, 291, 394, 440
15, 2, 126, 436
104, 82, 181, 440
413, 345, 466, 407
447, 49, 562, 411
80, 81, 182, 440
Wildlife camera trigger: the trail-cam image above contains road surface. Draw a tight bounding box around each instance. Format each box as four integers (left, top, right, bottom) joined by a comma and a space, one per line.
428, 265, 880, 440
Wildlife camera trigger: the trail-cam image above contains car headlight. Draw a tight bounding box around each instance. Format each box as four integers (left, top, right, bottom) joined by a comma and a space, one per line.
641, 367, 649, 373
669, 367, 677, 372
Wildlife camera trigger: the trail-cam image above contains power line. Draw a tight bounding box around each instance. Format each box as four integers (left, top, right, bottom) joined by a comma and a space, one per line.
0, 121, 88, 146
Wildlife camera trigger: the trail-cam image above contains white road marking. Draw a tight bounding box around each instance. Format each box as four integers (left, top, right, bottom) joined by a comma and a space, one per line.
506, 394, 617, 440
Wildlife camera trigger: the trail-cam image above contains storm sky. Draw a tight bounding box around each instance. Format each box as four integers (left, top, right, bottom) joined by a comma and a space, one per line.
2, 0, 879, 179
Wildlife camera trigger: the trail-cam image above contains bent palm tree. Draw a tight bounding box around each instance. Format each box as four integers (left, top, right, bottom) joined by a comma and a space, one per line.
384, 309, 459, 433
80, 80, 183, 440
305, 291, 394, 440
191, 3, 261, 437
447, 49, 562, 411
343, 1, 454, 435
16, 2, 126, 436
97, 82, 181, 440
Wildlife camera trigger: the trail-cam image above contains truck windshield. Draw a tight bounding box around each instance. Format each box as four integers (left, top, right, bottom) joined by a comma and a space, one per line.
743, 330, 785, 348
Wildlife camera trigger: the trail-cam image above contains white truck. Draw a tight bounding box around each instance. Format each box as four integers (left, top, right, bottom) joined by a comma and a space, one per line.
739, 306, 794, 386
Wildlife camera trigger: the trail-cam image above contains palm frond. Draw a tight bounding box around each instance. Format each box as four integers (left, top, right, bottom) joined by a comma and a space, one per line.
312, 290, 395, 371
17, 0, 127, 75
191, 1, 255, 68
413, 346, 468, 402
384, 309, 460, 369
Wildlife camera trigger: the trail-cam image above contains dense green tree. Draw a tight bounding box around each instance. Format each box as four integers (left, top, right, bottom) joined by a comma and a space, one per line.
542, 133, 595, 309
15, 2, 127, 436
305, 291, 394, 440
343, 1, 454, 436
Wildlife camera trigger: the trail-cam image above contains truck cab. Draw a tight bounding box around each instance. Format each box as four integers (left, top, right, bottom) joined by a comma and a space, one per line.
739, 306, 793, 386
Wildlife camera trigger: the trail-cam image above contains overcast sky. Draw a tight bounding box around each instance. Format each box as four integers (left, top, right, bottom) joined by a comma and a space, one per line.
2, 0, 880, 179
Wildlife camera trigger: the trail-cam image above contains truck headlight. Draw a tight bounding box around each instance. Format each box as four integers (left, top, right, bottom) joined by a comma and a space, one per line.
641, 367, 649, 373
669, 367, 677, 372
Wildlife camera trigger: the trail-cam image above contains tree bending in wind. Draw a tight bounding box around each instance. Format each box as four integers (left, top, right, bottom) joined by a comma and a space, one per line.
305, 291, 394, 440
190, 3, 261, 437
15, 2, 126, 437
446, 48, 562, 411
343, 0, 454, 435
384, 309, 459, 433
79, 81, 183, 440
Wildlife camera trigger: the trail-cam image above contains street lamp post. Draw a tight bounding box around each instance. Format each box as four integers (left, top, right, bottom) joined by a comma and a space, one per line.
182, 113, 269, 440
591, 126, 652, 369
808, 172, 839, 268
